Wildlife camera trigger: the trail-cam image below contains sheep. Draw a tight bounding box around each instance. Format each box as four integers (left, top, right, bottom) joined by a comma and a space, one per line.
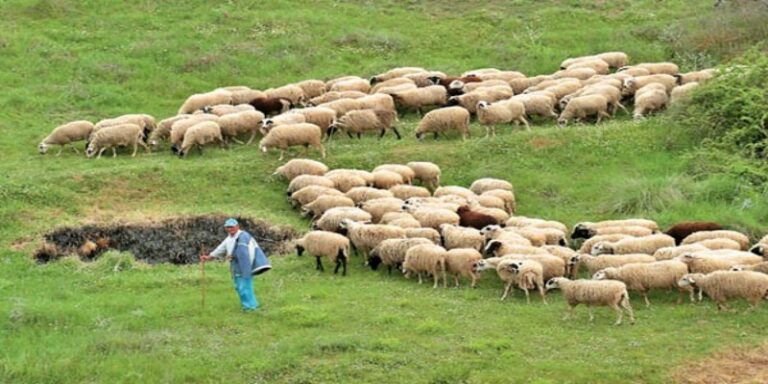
326, 168, 375, 186
405, 227, 442, 244
219, 87, 265, 105
561, 84, 627, 116
326, 76, 366, 91
457, 79, 511, 94
553, 67, 597, 80
633, 83, 669, 120
621, 74, 677, 96
361, 197, 407, 223
357, 94, 397, 114
290, 185, 344, 208
575, 253, 657, 275
178, 90, 232, 114
542, 245, 579, 278
404, 71, 446, 87
750, 235, 768, 257
39, 120, 94, 155
339, 219, 407, 259
260, 114, 307, 135
596, 52, 629, 68
730, 262, 768, 274
295, 231, 350, 275
259, 123, 325, 161
370, 67, 427, 84
402, 206, 460, 230
169, 114, 220, 152
389, 185, 431, 200
559, 55, 601, 69
201, 103, 256, 116
506, 217, 567, 233
345, 187, 394, 205
522, 227, 567, 247
296, 79, 327, 99
388, 218, 422, 229
433, 186, 475, 200
470, 194, 506, 211
593, 260, 691, 307
93, 114, 157, 142
415, 106, 470, 141
265, 84, 306, 106
329, 109, 400, 140
557, 94, 611, 126
578, 234, 632, 254
509, 94, 558, 120
178, 121, 225, 157
456, 206, 499, 230
501, 259, 547, 303
308, 91, 366, 105
616, 66, 651, 77
674, 69, 716, 85
401, 244, 448, 288
86, 123, 148, 159
446, 87, 514, 114
483, 240, 549, 258
368, 238, 433, 274
653, 244, 710, 261
566, 58, 611, 74
312, 207, 372, 233
678, 271, 768, 311
406, 161, 441, 191
439, 224, 485, 251
680, 251, 763, 274
694, 238, 742, 251
499, 253, 566, 281
571, 225, 654, 240
545, 277, 635, 325
482, 189, 516, 214
373, 164, 416, 184
273, 158, 329, 181
669, 82, 700, 104
286, 175, 335, 196
445, 248, 483, 288
380, 212, 415, 224
664, 221, 724, 245
391, 86, 448, 114
301, 195, 355, 220
216, 110, 265, 145
575, 219, 659, 232
475, 70, 525, 82
591, 234, 675, 256
287, 107, 337, 137
480, 226, 532, 247
431, 75, 483, 92
633, 62, 680, 76
370, 77, 416, 93
476, 100, 529, 136
149, 115, 191, 147
326, 172, 367, 194
330, 78, 371, 94
318, 98, 365, 118
372, 170, 405, 189
374, 83, 418, 95
469, 178, 513, 195
504, 227, 547, 247
681, 230, 750, 250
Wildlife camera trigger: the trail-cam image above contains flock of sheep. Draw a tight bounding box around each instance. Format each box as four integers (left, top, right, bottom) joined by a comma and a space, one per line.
278, 158, 768, 325
38, 51, 716, 159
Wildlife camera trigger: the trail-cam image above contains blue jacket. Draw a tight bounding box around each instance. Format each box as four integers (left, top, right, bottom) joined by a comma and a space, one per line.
231, 231, 271, 278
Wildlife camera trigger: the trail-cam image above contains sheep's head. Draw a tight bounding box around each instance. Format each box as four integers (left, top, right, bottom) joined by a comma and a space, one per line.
445, 96, 460, 107
448, 80, 465, 90
506, 261, 522, 274
544, 277, 563, 291
677, 274, 698, 288
592, 269, 611, 280
570, 224, 594, 240
38, 142, 48, 154
476, 100, 490, 110
729, 265, 745, 271
590, 242, 613, 256
471, 260, 491, 273
750, 244, 765, 257
85, 143, 97, 158
484, 240, 502, 257
367, 251, 382, 270
556, 116, 568, 127
201, 105, 213, 114
479, 224, 500, 237
456, 205, 471, 214
427, 75, 441, 85
369, 76, 381, 85
295, 244, 305, 256
567, 254, 581, 267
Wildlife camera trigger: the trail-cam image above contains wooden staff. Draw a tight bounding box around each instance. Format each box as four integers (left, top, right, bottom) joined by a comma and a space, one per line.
200, 246, 206, 310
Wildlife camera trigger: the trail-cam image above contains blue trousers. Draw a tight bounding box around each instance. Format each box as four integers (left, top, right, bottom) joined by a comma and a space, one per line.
233, 276, 259, 311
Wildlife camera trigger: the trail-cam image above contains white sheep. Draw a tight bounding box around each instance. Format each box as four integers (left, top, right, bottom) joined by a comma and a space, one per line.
509, 94, 559, 120
402, 206, 460, 230
621, 74, 677, 96
680, 251, 763, 274
633, 83, 669, 120
373, 164, 416, 184
678, 271, 768, 311
296, 79, 327, 99
575, 253, 657, 276
545, 277, 635, 325
749, 234, 768, 258
273, 158, 329, 181
309, 91, 366, 105
259, 123, 325, 161
372, 170, 405, 189
482, 189, 516, 214
330, 109, 400, 140
312, 207, 372, 233
290, 185, 344, 208
260, 113, 307, 135
360, 197, 405, 223
681, 230, 750, 251
217, 110, 265, 145
339, 218, 406, 258
178, 121, 225, 157
693, 238, 742, 251
391, 86, 448, 114
653, 244, 710, 260
591, 234, 675, 256
505, 259, 547, 303
406, 161, 441, 191
476, 100, 529, 136
444, 248, 483, 288
447, 87, 514, 114
345, 187, 394, 205
368, 238, 434, 274
675, 69, 716, 85
557, 94, 611, 126
370, 67, 426, 84
593, 260, 691, 307
169, 114, 219, 151
439, 224, 485, 251
326, 168, 375, 186
295, 231, 350, 275
326, 172, 367, 194
287, 107, 337, 137
670, 82, 700, 104
265, 84, 306, 105
633, 62, 680, 75
402, 244, 448, 288
149, 115, 191, 147
39, 120, 94, 155
85, 123, 148, 159
389, 185, 431, 200
287, 175, 335, 195
415, 107, 470, 141
301, 195, 355, 220
178, 90, 232, 114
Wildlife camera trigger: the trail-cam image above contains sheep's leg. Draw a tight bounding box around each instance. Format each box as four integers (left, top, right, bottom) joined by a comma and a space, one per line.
432, 272, 439, 289
346, 132, 354, 139
616, 101, 629, 115
246, 131, 258, 145
138, 139, 149, 154
520, 116, 530, 131
318, 144, 326, 159
621, 294, 635, 324
470, 274, 478, 288
588, 307, 595, 323
500, 282, 513, 301
697, 288, 703, 302
315, 256, 324, 272
97, 147, 106, 159
387, 265, 392, 275
231, 137, 245, 145
378, 129, 386, 139
69, 144, 80, 154
598, 110, 611, 124
442, 269, 447, 288
611, 304, 623, 326
642, 292, 651, 308
563, 305, 575, 321
56, 146, 64, 156
111, 148, 117, 158
539, 285, 547, 304
131, 141, 138, 157
416, 272, 423, 284
454, 275, 460, 288
333, 258, 341, 275
392, 127, 401, 140
278, 150, 285, 161
523, 287, 530, 304
433, 132, 438, 140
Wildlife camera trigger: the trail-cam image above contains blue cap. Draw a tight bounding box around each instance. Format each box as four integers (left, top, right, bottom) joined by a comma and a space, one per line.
224, 218, 239, 227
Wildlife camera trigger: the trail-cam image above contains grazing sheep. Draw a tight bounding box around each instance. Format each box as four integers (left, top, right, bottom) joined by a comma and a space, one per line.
680, 251, 763, 274
317, 98, 365, 118
217, 110, 265, 145
402, 244, 448, 288
389, 185, 431, 200
480, 225, 532, 247
373, 164, 416, 184
406, 161, 441, 191
509, 94, 559, 120
578, 234, 632, 254
669, 82, 700, 104
558, 94, 611, 126
295, 231, 350, 275
326, 168, 375, 186
93, 114, 157, 140
330, 78, 371, 94
86, 123, 148, 159
178, 121, 225, 157
265, 84, 306, 105
482, 189, 516, 214
444, 248, 483, 288
259, 123, 325, 161
339, 219, 407, 258
309, 91, 366, 105
750, 235, 768, 258
388, 217, 422, 229
356, 94, 397, 113
326, 173, 367, 194
405, 227, 442, 244
447, 87, 514, 114
360, 197, 406, 223
372, 170, 405, 189
456, 206, 499, 230
653, 244, 710, 260
575, 253, 657, 275
312, 207, 372, 233
374, 83, 418, 96
220, 87, 265, 105
290, 185, 344, 208
476, 100, 529, 136
566, 58, 611, 74
415, 106, 470, 141
675, 69, 716, 85
296, 79, 327, 99
596, 52, 629, 68
380, 212, 415, 224
469, 178, 513, 194
39, 120, 94, 155
169, 114, 219, 152
730, 262, 768, 274
301, 195, 355, 220
616, 66, 651, 77
543, 245, 579, 278
633, 83, 669, 120
593, 260, 691, 307
634, 62, 680, 75
287, 175, 335, 195
621, 74, 677, 96
545, 277, 635, 325
370, 67, 426, 84
260, 113, 307, 135
681, 230, 750, 251
694, 238, 742, 251
403, 206, 461, 230
368, 238, 433, 274
561, 84, 627, 116
326, 76, 366, 91
591, 234, 675, 256
391, 86, 448, 114
571, 225, 654, 240
330, 109, 400, 140
178, 90, 232, 114
433, 185, 476, 200
345, 187, 394, 205
503, 259, 547, 303
664, 221, 724, 245
678, 271, 768, 311
440, 224, 485, 251
288, 107, 337, 137
431, 75, 483, 92
461, 68, 501, 77
149, 115, 191, 147
500, 253, 566, 281
273, 158, 329, 181
504, 227, 547, 247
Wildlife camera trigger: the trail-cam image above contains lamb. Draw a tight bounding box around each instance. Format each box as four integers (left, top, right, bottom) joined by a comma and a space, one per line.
265, 84, 306, 106
169, 114, 219, 152
178, 90, 232, 114
545, 277, 635, 325
680, 252, 763, 274
217, 110, 265, 145
678, 271, 768, 311
286, 175, 335, 195
368, 238, 433, 274
259, 123, 325, 161
681, 230, 750, 251
260, 113, 307, 135
296, 79, 327, 99
664, 221, 724, 245
415, 107, 470, 141
85, 123, 148, 159
273, 158, 329, 181
345, 187, 394, 205
502, 259, 547, 303
456, 206, 499, 230
372, 170, 405, 189
290, 186, 344, 208
557, 94, 611, 126
405, 227, 442, 244
482, 189, 516, 214
295, 231, 350, 275
445, 248, 483, 288
360, 197, 407, 223
653, 244, 710, 260
329, 109, 400, 140
178, 121, 225, 157
369, 67, 426, 84
591, 234, 676, 256
39, 120, 94, 155
339, 219, 406, 258
592, 260, 691, 307
391, 86, 448, 114
373, 164, 416, 184
439, 224, 485, 251
389, 185, 431, 200
633, 83, 669, 120
675, 69, 716, 85
308, 91, 366, 105
287, 107, 337, 137
475, 100, 529, 136
406, 161, 441, 191
312, 207, 372, 233
402, 206, 460, 230
402, 244, 448, 288
575, 253, 657, 275
301, 195, 355, 220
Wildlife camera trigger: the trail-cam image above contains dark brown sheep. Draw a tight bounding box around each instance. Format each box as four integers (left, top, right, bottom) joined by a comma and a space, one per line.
430, 76, 482, 96
248, 97, 291, 116
665, 221, 724, 245
457, 206, 498, 230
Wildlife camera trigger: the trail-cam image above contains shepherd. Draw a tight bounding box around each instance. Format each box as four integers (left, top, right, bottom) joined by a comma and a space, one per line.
200, 218, 271, 312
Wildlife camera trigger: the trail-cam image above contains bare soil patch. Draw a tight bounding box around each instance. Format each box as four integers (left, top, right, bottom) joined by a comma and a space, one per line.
671, 343, 768, 384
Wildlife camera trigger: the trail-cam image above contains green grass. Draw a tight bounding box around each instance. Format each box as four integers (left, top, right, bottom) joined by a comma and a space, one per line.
2, 0, 768, 383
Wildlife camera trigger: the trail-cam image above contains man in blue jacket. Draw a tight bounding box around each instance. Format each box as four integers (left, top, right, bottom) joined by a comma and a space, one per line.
201, 218, 268, 312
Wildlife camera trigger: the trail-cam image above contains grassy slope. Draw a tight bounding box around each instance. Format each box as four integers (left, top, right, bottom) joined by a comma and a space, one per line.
2, 0, 767, 383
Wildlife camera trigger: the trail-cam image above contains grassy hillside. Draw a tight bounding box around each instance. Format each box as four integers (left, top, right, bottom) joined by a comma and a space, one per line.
2, 1, 768, 383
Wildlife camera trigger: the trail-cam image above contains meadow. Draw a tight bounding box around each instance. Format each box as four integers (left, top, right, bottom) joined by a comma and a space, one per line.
2, 0, 768, 382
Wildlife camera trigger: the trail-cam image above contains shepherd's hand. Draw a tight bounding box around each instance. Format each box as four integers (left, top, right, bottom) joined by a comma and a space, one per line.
200, 255, 213, 262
